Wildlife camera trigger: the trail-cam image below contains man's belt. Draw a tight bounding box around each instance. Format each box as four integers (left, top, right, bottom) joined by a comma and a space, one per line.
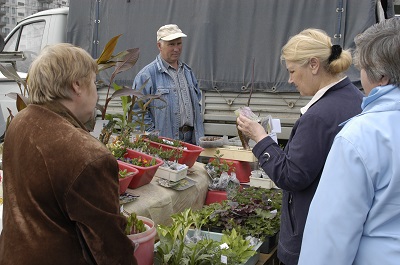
179, 125, 194, 133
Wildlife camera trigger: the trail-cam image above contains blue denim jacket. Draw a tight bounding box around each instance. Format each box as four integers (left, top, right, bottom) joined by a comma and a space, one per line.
132, 54, 204, 145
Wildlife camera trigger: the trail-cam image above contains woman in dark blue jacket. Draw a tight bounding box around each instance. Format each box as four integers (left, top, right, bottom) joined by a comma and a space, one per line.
237, 28, 364, 265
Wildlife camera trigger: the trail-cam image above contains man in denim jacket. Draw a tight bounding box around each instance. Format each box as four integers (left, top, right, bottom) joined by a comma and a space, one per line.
132, 24, 204, 145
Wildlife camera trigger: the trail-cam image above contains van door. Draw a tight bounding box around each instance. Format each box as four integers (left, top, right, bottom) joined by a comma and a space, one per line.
3, 21, 45, 73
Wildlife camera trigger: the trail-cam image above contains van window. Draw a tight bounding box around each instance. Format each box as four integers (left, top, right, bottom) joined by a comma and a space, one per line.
3, 21, 45, 73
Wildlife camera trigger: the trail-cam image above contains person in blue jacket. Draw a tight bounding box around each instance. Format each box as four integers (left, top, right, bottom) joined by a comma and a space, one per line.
298, 17, 400, 265
132, 24, 204, 145
236, 28, 364, 265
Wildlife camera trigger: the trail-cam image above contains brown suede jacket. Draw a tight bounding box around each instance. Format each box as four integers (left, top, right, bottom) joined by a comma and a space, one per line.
0, 102, 137, 265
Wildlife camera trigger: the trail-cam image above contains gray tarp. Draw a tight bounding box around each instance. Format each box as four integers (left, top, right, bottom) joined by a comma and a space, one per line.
67, 0, 394, 93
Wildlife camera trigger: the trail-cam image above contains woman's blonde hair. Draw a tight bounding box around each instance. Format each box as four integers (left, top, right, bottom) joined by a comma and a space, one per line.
281, 28, 352, 75
28, 43, 98, 104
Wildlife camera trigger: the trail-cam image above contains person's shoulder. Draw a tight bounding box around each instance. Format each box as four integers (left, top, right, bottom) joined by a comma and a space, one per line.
336, 113, 374, 142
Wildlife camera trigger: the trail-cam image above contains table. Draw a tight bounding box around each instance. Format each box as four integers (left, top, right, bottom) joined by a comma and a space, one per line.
122, 162, 209, 226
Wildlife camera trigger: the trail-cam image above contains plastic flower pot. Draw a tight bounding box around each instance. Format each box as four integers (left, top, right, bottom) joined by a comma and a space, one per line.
209, 157, 251, 183
120, 149, 163, 189
127, 216, 156, 265
204, 190, 228, 205
118, 161, 139, 194
145, 136, 203, 168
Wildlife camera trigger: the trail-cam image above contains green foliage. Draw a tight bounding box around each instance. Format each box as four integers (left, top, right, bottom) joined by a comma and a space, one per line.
147, 134, 183, 148
106, 139, 127, 159
121, 156, 157, 167
124, 212, 146, 235
94, 34, 166, 138
220, 229, 257, 264
206, 150, 235, 179
155, 208, 256, 265
118, 169, 134, 179
197, 187, 282, 240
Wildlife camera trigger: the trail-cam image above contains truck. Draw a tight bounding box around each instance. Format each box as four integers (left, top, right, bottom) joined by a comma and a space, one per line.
0, 0, 395, 142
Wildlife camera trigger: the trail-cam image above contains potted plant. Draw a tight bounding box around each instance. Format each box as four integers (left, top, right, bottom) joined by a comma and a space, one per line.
142, 142, 188, 182
155, 208, 260, 265
118, 161, 139, 194
143, 134, 204, 168
123, 211, 156, 265
120, 134, 189, 183
204, 150, 241, 204
197, 186, 282, 254
107, 138, 164, 189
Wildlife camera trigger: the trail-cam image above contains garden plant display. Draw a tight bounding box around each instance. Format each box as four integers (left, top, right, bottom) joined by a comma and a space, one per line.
197, 186, 282, 241
155, 208, 257, 265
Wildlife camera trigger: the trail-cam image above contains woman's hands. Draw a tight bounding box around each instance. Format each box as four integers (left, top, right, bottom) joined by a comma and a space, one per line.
236, 114, 268, 143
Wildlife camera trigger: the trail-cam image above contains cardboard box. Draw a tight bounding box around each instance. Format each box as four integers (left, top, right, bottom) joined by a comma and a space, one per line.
155, 165, 188, 182
249, 176, 273, 189
200, 145, 257, 162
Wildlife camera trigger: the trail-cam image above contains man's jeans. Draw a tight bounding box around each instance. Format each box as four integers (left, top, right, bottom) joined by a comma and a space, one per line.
179, 130, 194, 144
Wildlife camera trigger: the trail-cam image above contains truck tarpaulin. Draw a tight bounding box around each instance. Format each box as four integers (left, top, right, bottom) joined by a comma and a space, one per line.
67, 0, 394, 93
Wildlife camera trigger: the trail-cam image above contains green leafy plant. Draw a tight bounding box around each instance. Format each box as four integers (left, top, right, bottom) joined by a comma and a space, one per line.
121, 156, 157, 167
155, 208, 256, 265
124, 212, 146, 235
146, 134, 183, 148
206, 150, 235, 179
118, 169, 135, 179
127, 135, 184, 164
126, 134, 149, 150
95, 35, 167, 136
197, 187, 282, 241
106, 139, 127, 159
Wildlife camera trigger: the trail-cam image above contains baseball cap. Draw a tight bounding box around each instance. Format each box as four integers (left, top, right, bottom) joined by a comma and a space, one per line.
157, 24, 187, 41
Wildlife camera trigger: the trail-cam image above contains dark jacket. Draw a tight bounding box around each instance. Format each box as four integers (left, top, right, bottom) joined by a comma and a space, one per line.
0, 102, 137, 265
252, 77, 364, 265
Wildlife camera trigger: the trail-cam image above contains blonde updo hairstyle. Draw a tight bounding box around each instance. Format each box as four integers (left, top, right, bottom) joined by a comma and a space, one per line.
28, 43, 98, 104
281, 28, 352, 75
